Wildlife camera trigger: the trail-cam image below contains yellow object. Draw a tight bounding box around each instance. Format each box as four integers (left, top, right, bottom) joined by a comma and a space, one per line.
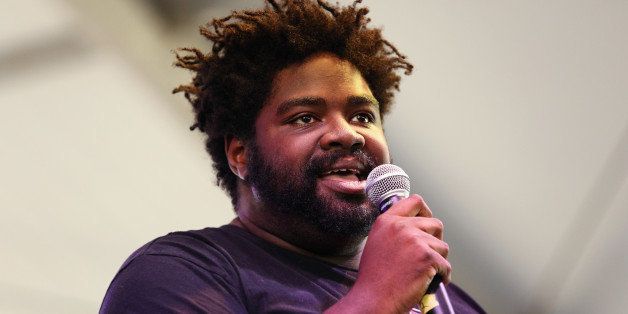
420, 293, 439, 313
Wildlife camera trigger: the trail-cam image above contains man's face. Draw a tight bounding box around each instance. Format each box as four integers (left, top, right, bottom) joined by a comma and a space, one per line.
246, 53, 391, 236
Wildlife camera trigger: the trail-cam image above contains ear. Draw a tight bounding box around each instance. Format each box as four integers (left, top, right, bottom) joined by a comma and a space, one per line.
225, 136, 248, 180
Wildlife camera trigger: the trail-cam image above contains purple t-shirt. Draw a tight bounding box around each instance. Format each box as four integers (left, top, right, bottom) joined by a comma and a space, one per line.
100, 225, 485, 313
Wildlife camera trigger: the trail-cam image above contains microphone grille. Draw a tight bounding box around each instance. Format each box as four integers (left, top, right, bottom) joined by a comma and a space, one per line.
365, 164, 411, 208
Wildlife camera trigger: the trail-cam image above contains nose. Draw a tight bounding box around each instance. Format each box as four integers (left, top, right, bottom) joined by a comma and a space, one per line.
319, 117, 365, 151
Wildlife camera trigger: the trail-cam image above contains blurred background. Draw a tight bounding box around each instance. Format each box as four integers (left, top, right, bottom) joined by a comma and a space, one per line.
1, 0, 627, 313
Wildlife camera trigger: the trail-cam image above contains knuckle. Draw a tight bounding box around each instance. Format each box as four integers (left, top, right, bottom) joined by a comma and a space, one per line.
413, 194, 424, 204
389, 219, 404, 233
432, 218, 444, 230
414, 251, 430, 264
409, 236, 424, 249
406, 194, 423, 207
415, 245, 434, 262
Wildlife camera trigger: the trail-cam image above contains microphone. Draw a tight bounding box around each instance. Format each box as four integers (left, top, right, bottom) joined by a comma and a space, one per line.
365, 164, 452, 314
365, 164, 411, 213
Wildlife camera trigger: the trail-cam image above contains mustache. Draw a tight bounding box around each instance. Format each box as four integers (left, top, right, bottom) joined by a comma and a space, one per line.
305, 149, 378, 178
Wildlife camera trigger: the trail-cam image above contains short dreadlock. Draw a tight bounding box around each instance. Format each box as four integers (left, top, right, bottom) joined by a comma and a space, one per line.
173, 0, 413, 206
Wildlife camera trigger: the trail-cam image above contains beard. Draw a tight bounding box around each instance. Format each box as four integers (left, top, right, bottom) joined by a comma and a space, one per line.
245, 142, 380, 238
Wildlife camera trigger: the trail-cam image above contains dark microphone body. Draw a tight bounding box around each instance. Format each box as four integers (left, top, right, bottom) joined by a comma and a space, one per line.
365, 164, 449, 314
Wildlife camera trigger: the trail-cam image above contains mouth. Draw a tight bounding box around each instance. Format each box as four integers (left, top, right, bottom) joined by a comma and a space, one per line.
317, 161, 369, 195
320, 168, 367, 181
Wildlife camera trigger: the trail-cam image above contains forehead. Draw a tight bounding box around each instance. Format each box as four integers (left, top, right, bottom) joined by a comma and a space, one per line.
267, 53, 374, 106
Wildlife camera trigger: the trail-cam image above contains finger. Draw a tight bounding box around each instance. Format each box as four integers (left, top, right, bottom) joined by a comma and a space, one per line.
384, 194, 432, 218
414, 233, 450, 259
409, 217, 444, 239
433, 253, 452, 285
412, 244, 452, 285
415, 196, 433, 218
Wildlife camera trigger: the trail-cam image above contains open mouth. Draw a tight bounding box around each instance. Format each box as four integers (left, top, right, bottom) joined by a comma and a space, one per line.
319, 168, 367, 181
317, 162, 369, 195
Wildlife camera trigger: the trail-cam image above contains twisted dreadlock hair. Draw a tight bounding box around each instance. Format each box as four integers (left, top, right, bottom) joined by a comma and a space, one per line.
173, 0, 413, 205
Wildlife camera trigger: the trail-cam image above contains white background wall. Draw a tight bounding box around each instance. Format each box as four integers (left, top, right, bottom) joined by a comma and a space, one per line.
1, 0, 626, 313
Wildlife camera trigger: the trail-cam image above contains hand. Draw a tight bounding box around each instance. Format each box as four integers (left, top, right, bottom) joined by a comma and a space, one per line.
327, 194, 451, 313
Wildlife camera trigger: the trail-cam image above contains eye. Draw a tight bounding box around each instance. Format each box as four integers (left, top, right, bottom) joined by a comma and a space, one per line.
292, 114, 317, 125
351, 112, 375, 124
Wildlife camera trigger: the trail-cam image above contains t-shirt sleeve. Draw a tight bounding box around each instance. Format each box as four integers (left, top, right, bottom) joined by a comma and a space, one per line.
100, 254, 248, 313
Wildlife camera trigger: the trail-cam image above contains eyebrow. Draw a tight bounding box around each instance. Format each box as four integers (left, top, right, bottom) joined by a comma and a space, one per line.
347, 95, 380, 109
276, 95, 380, 115
276, 97, 325, 115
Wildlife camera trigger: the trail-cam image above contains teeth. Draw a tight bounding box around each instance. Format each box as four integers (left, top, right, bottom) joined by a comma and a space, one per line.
323, 169, 360, 175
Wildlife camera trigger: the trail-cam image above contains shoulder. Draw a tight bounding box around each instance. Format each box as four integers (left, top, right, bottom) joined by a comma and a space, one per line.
100, 226, 251, 313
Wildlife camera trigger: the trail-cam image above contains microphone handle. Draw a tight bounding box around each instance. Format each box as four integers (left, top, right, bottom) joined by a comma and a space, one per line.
424, 275, 443, 314
379, 195, 406, 213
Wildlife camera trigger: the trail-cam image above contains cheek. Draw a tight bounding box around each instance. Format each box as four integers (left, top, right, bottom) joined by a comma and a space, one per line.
259, 132, 318, 167
365, 131, 391, 164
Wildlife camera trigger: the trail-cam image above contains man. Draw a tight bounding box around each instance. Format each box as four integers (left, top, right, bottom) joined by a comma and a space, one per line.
101, 1, 484, 313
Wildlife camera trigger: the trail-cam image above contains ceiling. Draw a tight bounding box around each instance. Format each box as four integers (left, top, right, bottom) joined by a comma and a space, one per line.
1, 0, 626, 313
